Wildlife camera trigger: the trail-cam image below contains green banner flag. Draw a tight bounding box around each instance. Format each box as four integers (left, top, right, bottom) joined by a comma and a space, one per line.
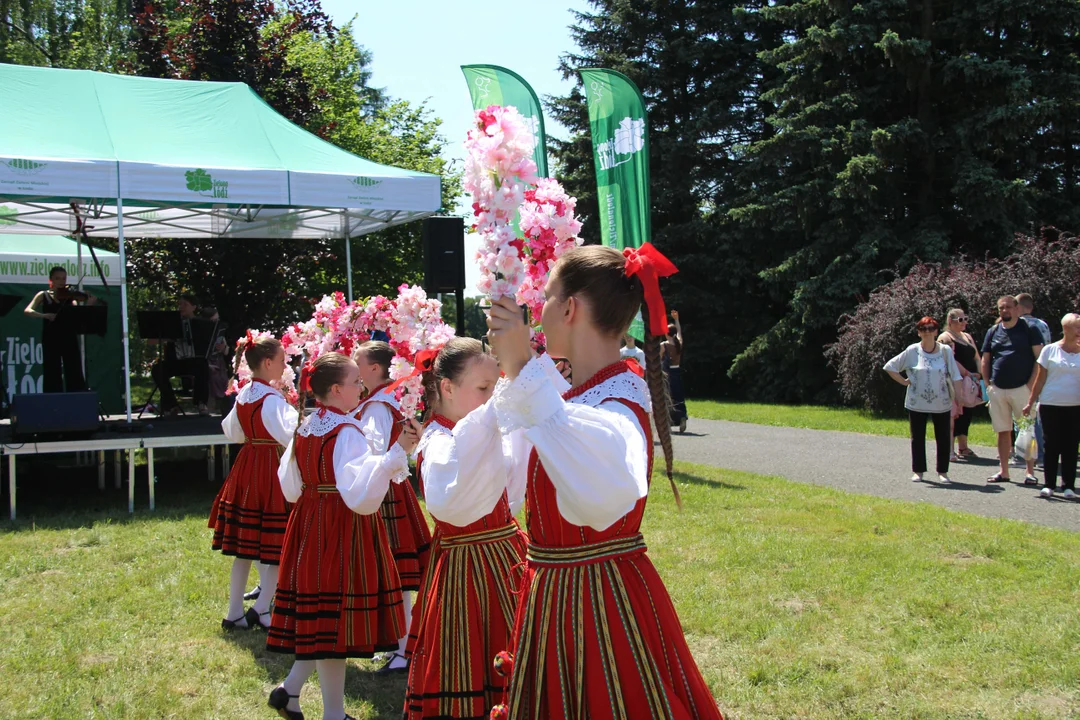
580, 68, 650, 340
461, 64, 549, 178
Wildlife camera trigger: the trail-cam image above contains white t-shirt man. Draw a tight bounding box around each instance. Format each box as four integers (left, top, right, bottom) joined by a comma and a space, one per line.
620, 344, 646, 369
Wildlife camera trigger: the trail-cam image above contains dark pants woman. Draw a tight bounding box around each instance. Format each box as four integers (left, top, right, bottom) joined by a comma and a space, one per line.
953, 404, 973, 440
666, 366, 687, 426
909, 410, 952, 474
1039, 405, 1080, 491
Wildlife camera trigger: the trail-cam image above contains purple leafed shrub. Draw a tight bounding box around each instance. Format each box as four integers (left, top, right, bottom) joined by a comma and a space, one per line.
827, 229, 1080, 413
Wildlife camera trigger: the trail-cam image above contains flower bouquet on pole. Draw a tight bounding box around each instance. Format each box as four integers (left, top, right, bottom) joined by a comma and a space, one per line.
226, 329, 299, 406
465, 105, 583, 345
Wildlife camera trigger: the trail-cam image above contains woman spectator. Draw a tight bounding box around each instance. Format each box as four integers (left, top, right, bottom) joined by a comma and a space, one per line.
1024, 314, 1080, 499
884, 316, 963, 483
938, 308, 982, 460
663, 310, 687, 433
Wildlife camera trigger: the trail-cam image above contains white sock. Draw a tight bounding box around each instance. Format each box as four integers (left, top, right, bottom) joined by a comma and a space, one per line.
388, 592, 412, 668
316, 659, 347, 720
228, 558, 252, 623
252, 563, 279, 620
282, 659, 315, 713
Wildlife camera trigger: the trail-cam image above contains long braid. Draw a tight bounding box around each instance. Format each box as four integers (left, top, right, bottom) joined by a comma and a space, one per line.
231, 337, 247, 379
642, 310, 682, 510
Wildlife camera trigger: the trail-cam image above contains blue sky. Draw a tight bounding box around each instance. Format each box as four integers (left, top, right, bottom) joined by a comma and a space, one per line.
320, 0, 593, 292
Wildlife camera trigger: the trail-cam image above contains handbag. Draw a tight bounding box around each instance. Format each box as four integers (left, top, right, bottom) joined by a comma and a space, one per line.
957, 375, 984, 408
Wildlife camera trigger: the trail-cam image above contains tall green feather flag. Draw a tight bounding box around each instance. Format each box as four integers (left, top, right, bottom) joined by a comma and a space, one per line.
580, 68, 650, 341
461, 65, 549, 178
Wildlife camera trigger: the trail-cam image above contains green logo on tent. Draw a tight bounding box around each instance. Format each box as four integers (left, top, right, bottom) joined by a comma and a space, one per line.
350, 177, 381, 188
185, 168, 229, 199
6, 159, 48, 175
0, 206, 17, 225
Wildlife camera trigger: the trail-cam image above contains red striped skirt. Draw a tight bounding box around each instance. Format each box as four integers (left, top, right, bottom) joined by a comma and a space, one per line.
405, 522, 526, 719
380, 480, 433, 591
507, 534, 723, 720
208, 440, 289, 564
267, 488, 405, 659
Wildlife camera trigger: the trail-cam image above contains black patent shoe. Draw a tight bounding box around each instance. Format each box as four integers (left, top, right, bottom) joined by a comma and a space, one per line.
243, 584, 262, 601
245, 607, 272, 630
374, 652, 409, 675
267, 686, 303, 720
220, 614, 248, 631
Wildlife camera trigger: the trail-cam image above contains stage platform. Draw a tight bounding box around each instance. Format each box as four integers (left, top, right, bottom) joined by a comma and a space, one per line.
1, 413, 232, 520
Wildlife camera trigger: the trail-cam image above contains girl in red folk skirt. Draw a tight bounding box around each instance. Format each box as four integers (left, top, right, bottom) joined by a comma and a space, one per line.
266, 352, 418, 720
403, 337, 529, 719
211, 334, 298, 631
486, 244, 723, 720
352, 340, 433, 673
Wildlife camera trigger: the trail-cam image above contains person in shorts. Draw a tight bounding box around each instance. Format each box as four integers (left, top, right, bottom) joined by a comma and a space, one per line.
981, 296, 1044, 484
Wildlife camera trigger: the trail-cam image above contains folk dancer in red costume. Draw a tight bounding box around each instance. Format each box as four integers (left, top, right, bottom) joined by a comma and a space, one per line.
351, 340, 433, 673
212, 334, 298, 631
486, 244, 723, 720
402, 337, 530, 719
266, 352, 418, 720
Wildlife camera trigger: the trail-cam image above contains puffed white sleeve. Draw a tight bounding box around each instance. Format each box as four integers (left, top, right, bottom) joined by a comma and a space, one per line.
493, 354, 648, 530
421, 400, 514, 526
220, 403, 246, 444
502, 428, 532, 517
277, 437, 302, 503
261, 394, 299, 448
358, 403, 394, 455
540, 353, 572, 395
334, 427, 410, 515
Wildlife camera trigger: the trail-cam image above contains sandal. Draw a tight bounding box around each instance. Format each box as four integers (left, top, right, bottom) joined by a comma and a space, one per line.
374, 652, 409, 675
987, 473, 1010, 484
959, 448, 977, 458
1024, 475, 1040, 486
221, 614, 248, 631
245, 607, 272, 630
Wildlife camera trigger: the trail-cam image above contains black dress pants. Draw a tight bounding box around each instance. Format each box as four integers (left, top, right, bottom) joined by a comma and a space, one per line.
151, 357, 209, 410
909, 410, 952, 474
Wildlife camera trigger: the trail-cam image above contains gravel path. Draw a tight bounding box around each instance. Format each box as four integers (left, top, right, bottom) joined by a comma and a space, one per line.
670, 418, 1079, 532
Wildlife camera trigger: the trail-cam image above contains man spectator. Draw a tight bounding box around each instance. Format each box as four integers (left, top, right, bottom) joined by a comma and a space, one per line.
982, 296, 1044, 484
1017, 293, 1052, 466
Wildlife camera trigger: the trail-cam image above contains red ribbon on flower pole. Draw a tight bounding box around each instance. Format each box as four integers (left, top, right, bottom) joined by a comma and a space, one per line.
622, 242, 678, 335
384, 348, 440, 395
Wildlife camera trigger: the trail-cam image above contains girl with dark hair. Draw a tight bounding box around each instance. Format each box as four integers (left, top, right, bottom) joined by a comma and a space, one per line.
351, 340, 433, 673
403, 336, 530, 719
267, 352, 418, 720
486, 244, 722, 720
212, 334, 297, 631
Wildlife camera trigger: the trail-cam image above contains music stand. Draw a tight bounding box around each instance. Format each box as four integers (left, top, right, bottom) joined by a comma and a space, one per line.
137, 311, 185, 343
56, 305, 108, 336
0, 293, 21, 316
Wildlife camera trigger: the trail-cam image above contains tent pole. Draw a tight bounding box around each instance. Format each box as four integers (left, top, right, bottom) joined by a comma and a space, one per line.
116, 198, 133, 423
342, 212, 353, 303
76, 231, 87, 382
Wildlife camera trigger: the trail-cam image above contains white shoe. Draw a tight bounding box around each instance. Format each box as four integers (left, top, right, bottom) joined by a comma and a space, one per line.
938, 474, 951, 484
1064, 489, 1077, 500
1040, 487, 1053, 498
911, 473, 923, 482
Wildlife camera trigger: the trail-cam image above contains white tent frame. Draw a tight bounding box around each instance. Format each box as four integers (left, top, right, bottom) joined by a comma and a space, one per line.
0, 196, 434, 422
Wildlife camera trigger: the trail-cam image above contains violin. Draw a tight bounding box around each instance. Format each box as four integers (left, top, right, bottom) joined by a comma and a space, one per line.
53, 284, 91, 302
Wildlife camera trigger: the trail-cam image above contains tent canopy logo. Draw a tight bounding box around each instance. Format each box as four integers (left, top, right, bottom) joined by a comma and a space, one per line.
185, 168, 229, 199
0, 205, 17, 225
350, 176, 382, 188
595, 117, 646, 171
6, 159, 48, 175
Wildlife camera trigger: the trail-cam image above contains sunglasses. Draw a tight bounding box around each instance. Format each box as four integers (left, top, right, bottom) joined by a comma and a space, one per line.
917, 325, 938, 332
954, 317, 968, 322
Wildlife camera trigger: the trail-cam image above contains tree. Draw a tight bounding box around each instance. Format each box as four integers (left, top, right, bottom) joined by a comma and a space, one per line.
439, 294, 488, 340
1, 0, 132, 69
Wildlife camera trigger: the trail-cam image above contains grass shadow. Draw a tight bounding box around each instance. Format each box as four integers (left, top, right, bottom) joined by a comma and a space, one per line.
673, 469, 745, 491
344, 661, 408, 718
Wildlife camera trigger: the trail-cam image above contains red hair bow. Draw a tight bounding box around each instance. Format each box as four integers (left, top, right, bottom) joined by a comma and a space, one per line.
385, 348, 439, 394
623, 243, 678, 336
299, 360, 315, 393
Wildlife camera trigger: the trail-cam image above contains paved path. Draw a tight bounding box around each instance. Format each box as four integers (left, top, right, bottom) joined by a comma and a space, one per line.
670, 418, 1079, 532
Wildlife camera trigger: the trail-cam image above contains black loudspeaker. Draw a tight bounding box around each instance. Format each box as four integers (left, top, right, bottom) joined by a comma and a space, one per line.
422, 216, 466, 293
11, 391, 100, 437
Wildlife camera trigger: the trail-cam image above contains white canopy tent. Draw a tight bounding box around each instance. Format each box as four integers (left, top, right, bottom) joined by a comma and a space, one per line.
0, 63, 443, 421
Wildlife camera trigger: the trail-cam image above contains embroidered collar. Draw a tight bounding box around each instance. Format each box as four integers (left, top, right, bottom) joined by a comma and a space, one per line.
298, 406, 364, 437
417, 414, 454, 457
236, 379, 283, 405
563, 360, 651, 411
431, 414, 455, 430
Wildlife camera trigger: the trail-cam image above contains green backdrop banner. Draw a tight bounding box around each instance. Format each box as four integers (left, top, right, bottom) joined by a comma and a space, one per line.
461, 64, 549, 178
580, 68, 650, 340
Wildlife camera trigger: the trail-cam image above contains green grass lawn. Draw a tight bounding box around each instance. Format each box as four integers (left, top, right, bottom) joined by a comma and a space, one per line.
2, 461, 1078, 718
688, 399, 1000, 447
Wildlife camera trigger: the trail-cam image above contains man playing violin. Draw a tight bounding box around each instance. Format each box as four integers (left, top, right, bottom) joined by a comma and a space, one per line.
23, 266, 98, 393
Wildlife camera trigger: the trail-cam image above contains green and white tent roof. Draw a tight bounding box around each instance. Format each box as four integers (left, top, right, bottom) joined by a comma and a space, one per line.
0, 63, 441, 239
